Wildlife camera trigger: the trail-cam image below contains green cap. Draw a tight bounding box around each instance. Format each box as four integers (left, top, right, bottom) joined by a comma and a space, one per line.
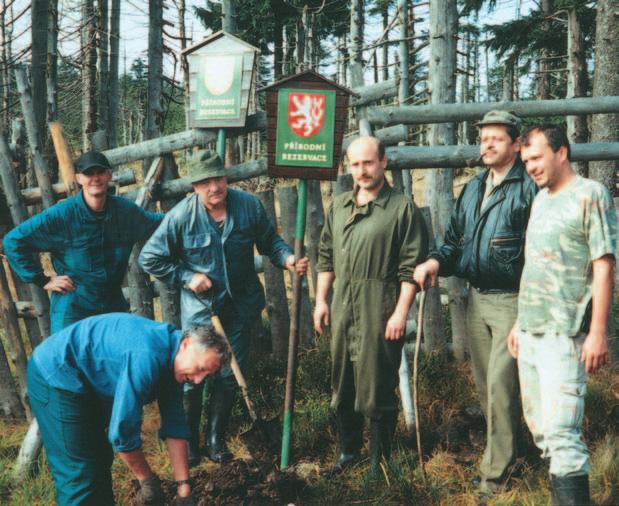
186, 149, 226, 183
474, 110, 521, 130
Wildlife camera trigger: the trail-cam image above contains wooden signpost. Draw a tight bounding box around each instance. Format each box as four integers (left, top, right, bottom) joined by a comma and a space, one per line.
182, 30, 259, 129
261, 70, 355, 469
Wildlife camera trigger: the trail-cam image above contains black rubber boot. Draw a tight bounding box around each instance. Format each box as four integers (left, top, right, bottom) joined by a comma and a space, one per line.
369, 419, 382, 476
368, 412, 398, 478
550, 474, 591, 506
321, 404, 364, 478
205, 381, 235, 464
183, 388, 203, 468
379, 411, 398, 461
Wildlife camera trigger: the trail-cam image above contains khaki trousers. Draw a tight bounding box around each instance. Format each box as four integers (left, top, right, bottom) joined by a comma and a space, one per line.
467, 288, 520, 486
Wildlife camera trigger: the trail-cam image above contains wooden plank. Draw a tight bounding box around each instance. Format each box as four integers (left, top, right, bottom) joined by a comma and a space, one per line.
49, 122, 79, 197
367, 95, 619, 126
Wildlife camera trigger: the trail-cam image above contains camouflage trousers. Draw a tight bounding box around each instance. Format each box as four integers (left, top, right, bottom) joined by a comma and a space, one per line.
517, 330, 589, 477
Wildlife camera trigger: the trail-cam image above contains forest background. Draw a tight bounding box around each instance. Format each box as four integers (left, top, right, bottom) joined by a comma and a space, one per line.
0, 0, 617, 504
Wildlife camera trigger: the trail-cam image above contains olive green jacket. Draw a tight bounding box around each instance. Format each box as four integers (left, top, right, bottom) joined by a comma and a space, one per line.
317, 182, 428, 416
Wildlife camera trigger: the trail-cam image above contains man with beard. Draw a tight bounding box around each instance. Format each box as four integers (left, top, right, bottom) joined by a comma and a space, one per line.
314, 136, 428, 476
414, 111, 537, 497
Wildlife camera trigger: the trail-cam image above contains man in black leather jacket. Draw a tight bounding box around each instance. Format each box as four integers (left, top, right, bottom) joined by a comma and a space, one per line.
414, 110, 537, 497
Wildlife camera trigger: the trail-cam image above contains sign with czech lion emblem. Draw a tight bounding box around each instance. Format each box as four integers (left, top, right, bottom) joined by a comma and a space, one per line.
275, 88, 336, 168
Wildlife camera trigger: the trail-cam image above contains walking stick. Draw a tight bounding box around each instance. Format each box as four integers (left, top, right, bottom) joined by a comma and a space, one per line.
413, 289, 427, 483
280, 179, 307, 469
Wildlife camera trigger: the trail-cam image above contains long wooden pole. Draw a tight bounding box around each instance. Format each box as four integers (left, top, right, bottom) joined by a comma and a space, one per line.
48, 122, 79, 197
101, 112, 265, 165
367, 95, 619, 125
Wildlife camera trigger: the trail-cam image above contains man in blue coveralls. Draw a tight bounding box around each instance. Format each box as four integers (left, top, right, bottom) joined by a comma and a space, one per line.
139, 149, 308, 466
26, 312, 230, 505
3, 151, 162, 333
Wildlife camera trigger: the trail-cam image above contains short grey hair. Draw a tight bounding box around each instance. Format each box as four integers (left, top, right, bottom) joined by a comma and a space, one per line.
181, 326, 231, 368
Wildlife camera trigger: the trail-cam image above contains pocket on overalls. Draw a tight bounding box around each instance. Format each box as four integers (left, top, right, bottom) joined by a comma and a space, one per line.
556, 381, 586, 430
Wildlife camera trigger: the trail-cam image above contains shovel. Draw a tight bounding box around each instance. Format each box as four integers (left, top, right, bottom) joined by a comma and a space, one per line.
210, 314, 281, 452
190, 289, 281, 453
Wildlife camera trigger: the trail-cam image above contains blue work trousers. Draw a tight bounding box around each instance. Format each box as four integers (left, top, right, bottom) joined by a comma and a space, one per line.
27, 361, 115, 506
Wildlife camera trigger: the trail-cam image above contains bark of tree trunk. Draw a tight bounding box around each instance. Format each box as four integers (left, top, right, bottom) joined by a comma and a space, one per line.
537, 0, 552, 100
0, 259, 29, 418
222, 0, 238, 33
31, 0, 49, 150
589, 0, 618, 197
0, 335, 25, 419
97, 0, 109, 145
567, 7, 589, 177
382, 5, 389, 82
257, 189, 290, 360
81, 0, 97, 151
425, 0, 458, 353
178, 0, 190, 130
15, 67, 56, 210
0, 1, 10, 130
108, 0, 120, 147
154, 156, 181, 328
46, 0, 58, 124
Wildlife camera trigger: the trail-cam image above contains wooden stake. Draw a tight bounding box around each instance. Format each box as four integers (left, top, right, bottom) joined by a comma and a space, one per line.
49, 122, 79, 197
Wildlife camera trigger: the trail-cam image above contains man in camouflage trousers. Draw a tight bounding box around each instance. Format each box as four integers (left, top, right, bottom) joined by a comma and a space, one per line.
509, 126, 616, 505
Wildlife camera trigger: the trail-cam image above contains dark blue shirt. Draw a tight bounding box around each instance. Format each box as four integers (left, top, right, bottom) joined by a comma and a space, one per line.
31, 313, 190, 452
3, 192, 163, 332
139, 189, 292, 328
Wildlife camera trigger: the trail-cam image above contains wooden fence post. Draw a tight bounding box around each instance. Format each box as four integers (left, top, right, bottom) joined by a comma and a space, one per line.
0, 135, 50, 342
0, 259, 30, 418
257, 189, 291, 360
154, 155, 181, 328
49, 122, 79, 196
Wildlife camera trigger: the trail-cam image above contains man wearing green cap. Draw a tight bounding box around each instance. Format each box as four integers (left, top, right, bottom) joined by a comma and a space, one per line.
3, 150, 163, 333
414, 110, 537, 496
139, 149, 308, 466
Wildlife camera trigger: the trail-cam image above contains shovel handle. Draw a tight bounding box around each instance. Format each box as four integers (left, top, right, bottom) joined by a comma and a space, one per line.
210, 315, 259, 423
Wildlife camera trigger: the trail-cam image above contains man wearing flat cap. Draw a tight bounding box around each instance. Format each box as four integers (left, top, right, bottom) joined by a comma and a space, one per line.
3, 151, 163, 333
139, 149, 308, 466
414, 111, 537, 496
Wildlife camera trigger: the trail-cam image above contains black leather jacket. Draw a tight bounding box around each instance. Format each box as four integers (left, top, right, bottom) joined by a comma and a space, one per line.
430, 159, 537, 292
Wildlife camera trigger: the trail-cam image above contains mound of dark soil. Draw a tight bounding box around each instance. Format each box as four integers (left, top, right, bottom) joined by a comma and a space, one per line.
130, 457, 306, 505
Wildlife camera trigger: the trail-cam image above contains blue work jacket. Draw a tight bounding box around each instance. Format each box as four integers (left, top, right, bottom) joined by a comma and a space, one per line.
30, 313, 190, 452
139, 189, 292, 328
3, 192, 162, 333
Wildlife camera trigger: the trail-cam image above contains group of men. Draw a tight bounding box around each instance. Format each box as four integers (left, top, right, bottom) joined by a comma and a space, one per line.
2, 109, 614, 506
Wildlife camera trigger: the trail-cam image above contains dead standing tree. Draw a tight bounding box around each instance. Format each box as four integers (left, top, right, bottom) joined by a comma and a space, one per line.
589, 0, 618, 197
422, 0, 457, 353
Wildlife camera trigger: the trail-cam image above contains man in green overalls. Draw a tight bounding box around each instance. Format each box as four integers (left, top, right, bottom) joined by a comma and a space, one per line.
314, 136, 428, 476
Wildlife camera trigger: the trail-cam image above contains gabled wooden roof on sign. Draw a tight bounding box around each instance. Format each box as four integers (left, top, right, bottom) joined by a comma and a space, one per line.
181, 30, 260, 56
259, 69, 358, 97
